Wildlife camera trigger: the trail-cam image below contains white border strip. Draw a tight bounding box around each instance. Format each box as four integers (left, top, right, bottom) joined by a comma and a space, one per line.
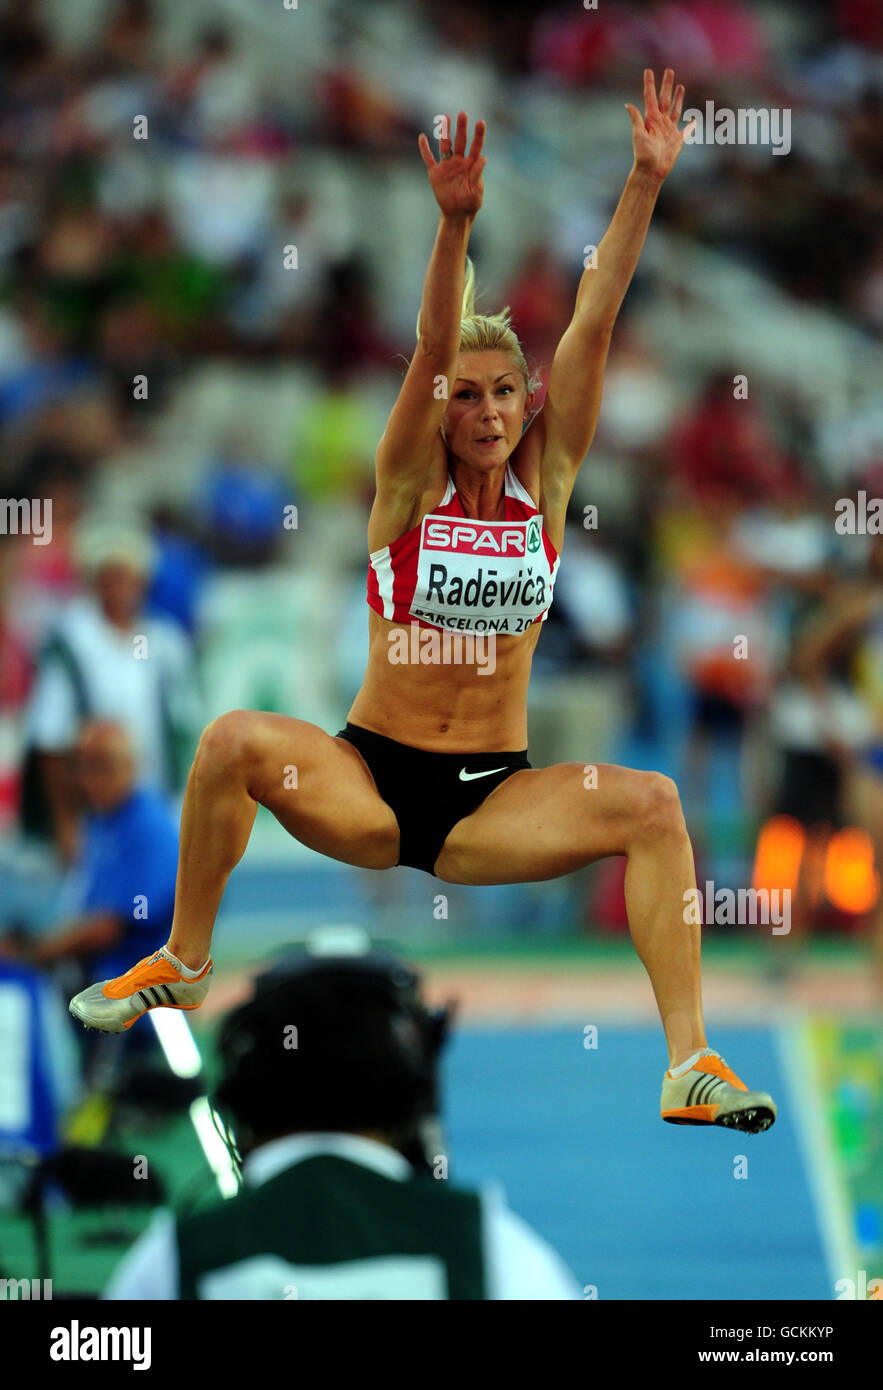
776, 1019, 857, 1296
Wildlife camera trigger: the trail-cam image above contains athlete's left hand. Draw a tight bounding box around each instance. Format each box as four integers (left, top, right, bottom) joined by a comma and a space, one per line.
625, 69, 696, 182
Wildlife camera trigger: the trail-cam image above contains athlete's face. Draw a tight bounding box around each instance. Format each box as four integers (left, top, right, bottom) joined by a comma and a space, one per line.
444, 352, 530, 469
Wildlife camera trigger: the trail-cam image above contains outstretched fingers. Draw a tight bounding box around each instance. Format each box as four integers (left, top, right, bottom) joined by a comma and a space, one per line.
468, 118, 486, 161
419, 111, 487, 204
643, 67, 658, 117
419, 112, 485, 169
418, 113, 453, 168
417, 132, 436, 170
439, 111, 453, 156
625, 102, 645, 138
453, 110, 467, 158
630, 68, 694, 173
657, 67, 675, 115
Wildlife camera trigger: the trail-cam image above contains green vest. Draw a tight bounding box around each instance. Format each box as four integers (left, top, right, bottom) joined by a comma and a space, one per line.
176, 1155, 488, 1300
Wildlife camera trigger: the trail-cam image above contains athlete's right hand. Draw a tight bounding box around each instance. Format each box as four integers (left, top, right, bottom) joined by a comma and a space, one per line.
418, 111, 486, 218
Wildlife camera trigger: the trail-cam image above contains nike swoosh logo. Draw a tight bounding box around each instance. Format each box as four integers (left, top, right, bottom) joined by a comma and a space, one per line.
459, 766, 508, 781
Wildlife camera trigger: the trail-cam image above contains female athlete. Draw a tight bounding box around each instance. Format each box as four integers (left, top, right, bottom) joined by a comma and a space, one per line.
72, 70, 776, 1134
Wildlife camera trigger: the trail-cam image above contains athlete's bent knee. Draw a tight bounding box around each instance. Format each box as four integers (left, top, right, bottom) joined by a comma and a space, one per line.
631, 771, 686, 843
194, 709, 270, 780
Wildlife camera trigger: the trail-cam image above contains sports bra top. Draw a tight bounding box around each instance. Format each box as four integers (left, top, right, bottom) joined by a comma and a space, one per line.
367, 464, 560, 634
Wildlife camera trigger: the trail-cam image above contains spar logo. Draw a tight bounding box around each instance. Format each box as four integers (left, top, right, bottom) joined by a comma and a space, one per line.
423, 518, 530, 556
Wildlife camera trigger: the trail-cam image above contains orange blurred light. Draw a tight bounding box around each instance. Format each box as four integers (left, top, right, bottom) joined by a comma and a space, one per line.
823, 828, 881, 915
752, 815, 806, 896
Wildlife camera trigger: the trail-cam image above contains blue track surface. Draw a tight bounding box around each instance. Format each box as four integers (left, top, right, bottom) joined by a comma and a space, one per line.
444, 1024, 829, 1300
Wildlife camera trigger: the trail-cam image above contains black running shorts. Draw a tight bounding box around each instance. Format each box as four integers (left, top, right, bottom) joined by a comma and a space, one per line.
335, 722, 531, 876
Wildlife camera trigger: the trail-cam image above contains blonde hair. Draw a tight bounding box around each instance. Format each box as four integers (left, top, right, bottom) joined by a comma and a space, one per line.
418, 257, 542, 398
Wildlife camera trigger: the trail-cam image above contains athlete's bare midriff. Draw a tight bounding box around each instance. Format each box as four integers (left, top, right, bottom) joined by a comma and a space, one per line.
345, 608, 542, 751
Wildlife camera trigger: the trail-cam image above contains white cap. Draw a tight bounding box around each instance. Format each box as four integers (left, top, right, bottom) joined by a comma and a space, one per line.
75, 514, 157, 579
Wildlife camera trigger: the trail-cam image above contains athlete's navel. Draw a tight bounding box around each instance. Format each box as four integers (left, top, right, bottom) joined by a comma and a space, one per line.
439, 723, 449, 733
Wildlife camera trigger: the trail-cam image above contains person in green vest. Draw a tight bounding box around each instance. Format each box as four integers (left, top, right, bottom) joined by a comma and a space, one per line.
103, 948, 581, 1299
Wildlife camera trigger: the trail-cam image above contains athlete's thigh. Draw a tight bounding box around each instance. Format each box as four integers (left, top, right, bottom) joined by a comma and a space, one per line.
243, 713, 399, 869
433, 761, 648, 885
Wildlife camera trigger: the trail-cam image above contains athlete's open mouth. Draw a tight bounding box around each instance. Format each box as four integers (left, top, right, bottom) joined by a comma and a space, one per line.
476, 435, 502, 444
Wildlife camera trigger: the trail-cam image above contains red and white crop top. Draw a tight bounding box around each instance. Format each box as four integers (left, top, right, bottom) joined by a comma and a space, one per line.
367, 464, 560, 634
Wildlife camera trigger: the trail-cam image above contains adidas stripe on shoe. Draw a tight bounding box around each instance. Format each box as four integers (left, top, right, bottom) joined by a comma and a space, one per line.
69, 948, 213, 1034
661, 1047, 777, 1134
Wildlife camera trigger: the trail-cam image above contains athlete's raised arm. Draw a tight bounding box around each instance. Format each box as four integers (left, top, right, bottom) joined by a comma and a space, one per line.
370, 112, 486, 543
538, 69, 695, 499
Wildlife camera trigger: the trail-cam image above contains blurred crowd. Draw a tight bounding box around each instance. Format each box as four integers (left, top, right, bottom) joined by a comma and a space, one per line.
0, 0, 881, 959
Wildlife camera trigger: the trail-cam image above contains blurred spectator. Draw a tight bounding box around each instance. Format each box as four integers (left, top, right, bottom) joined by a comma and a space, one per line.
161, 24, 261, 149
0, 955, 82, 1171
166, 151, 276, 269
22, 514, 200, 859
319, 29, 413, 151
289, 364, 373, 502
671, 370, 798, 508
501, 244, 572, 394
0, 542, 31, 831
109, 209, 226, 349
2, 442, 84, 653
652, 497, 776, 821
2, 719, 179, 987
199, 433, 291, 568
235, 192, 331, 345
552, 523, 634, 666
528, 0, 769, 87
96, 0, 157, 75
594, 322, 680, 459
32, 199, 122, 353
848, 535, 883, 989
144, 507, 213, 637
0, 0, 54, 89
849, 229, 883, 335
774, 535, 883, 963
833, 0, 883, 47
766, 541, 881, 942
95, 294, 177, 421
311, 256, 396, 380
773, 553, 879, 823
0, 297, 96, 427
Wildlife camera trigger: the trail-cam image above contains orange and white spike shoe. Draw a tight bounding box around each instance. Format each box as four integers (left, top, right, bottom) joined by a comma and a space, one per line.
661, 1048, 777, 1133
69, 947, 213, 1034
